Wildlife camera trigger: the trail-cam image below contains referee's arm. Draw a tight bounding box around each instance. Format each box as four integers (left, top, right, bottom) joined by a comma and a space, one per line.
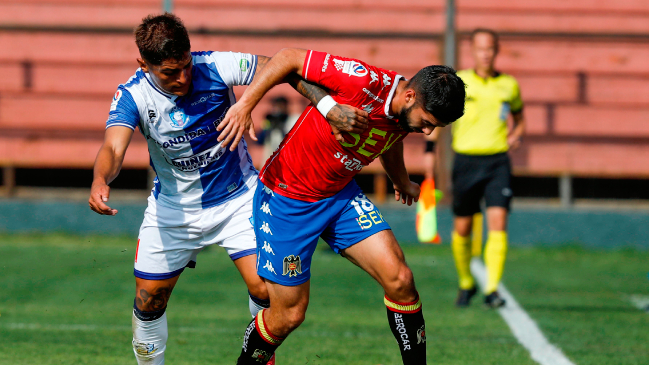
508, 110, 525, 150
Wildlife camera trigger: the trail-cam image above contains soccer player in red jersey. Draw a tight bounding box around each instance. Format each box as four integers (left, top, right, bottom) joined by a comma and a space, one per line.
218, 48, 465, 364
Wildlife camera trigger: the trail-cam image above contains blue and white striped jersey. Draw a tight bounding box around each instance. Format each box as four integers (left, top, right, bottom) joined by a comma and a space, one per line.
106, 51, 259, 210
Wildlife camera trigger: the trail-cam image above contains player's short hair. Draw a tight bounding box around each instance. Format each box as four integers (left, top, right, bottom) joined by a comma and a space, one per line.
471, 28, 499, 49
135, 13, 191, 65
407, 65, 466, 126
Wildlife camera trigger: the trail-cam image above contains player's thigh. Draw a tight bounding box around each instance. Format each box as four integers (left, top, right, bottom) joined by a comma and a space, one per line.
136, 199, 205, 280
134, 275, 181, 311
452, 154, 485, 216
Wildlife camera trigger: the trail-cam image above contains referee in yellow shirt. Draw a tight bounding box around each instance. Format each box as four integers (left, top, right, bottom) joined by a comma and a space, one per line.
451, 29, 525, 308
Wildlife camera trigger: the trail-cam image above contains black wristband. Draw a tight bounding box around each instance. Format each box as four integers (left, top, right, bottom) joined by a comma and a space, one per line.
425, 141, 436, 152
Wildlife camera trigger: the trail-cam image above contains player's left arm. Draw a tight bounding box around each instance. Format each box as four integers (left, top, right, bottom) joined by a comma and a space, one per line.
379, 141, 420, 206
219, 49, 369, 150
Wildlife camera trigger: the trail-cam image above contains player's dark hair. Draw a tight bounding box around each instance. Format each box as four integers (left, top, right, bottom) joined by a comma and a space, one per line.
135, 13, 191, 65
407, 65, 466, 126
471, 28, 499, 50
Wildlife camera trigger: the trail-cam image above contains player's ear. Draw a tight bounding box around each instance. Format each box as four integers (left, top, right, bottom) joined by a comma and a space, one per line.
404, 89, 417, 107
137, 58, 149, 72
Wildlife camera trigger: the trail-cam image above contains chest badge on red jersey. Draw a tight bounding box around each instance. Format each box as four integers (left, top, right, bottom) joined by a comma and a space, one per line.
333, 59, 368, 77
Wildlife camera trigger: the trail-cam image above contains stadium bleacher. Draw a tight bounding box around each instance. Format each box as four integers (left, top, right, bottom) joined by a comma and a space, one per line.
2, 0, 649, 197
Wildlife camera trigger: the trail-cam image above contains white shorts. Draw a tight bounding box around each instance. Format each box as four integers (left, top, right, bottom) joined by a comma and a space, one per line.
134, 185, 257, 280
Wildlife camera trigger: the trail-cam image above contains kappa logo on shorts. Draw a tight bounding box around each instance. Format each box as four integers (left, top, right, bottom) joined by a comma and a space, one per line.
263, 260, 277, 275
283, 255, 302, 277
262, 241, 275, 255
262, 185, 275, 196
260, 202, 272, 215
260, 222, 273, 235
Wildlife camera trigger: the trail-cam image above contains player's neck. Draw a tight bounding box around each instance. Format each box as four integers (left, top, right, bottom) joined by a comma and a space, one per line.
389, 79, 409, 116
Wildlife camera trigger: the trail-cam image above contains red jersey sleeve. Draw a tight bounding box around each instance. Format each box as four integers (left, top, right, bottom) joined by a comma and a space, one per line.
302, 50, 376, 101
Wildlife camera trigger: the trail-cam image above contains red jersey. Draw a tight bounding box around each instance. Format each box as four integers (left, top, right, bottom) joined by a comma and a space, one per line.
259, 50, 408, 202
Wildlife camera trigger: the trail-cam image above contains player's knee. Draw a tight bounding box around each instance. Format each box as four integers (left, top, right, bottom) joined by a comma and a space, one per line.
384, 265, 416, 302
247, 280, 269, 301
284, 308, 306, 331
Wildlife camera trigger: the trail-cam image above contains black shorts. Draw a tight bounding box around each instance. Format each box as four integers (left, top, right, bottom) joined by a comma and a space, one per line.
452, 152, 512, 217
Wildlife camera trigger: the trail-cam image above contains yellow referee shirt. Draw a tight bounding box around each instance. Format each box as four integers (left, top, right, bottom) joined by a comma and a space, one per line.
452, 69, 523, 155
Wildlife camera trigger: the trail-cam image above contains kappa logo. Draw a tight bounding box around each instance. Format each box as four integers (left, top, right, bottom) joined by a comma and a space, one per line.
283, 255, 302, 277
262, 241, 275, 255
417, 325, 426, 344
262, 185, 275, 196
263, 260, 277, 275
169, 106, 189, 128
369, 70, 379, 85
322, 53, 331, 72
260, 222, 273, 235
382, 72, 392, 90
362, 103, 374, 114
260, 202, 272, 215
333, 59, 368, 77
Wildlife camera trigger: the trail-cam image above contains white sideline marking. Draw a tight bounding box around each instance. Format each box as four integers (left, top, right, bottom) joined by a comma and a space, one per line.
471, 258, 576, 365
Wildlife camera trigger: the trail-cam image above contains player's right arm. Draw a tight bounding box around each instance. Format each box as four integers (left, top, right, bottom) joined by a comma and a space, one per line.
89, 86, 140, 215
89, 126, 134, 215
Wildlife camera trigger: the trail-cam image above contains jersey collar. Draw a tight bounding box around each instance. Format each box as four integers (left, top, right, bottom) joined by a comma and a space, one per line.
384, 74, 404, 119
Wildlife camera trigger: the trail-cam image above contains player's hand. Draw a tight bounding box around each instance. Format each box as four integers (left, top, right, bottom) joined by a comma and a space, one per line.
89, 182, 118, 215
216, 102, 258, 151
326, 104, 369, 143
508, 134, 522, 150
394, 181, 420, 206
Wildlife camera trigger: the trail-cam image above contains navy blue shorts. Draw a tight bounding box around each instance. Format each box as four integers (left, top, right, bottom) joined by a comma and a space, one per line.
253, 180, 390, 286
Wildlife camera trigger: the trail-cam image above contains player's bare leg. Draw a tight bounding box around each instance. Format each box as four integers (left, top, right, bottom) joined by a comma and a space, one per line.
132, 275, 180, 365
483, 207, 508, 306
233, 254, 271, 317
237, 281, 310, 364
341, 230, 427, 364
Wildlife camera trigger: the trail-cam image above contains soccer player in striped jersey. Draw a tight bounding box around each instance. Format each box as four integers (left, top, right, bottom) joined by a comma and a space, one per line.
88, 15, 367, 365
218, 48, 466, 364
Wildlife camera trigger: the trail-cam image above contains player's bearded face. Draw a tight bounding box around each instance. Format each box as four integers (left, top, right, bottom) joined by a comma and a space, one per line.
396, 104, 418, 133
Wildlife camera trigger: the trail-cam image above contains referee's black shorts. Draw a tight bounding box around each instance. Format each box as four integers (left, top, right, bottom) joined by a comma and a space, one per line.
452, 152, 513, 217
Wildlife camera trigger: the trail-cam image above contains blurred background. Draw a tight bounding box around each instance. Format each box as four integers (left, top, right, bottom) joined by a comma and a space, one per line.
0, 0, 648, 247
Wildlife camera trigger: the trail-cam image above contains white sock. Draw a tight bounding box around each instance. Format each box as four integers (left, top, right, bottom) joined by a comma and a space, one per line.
249, 294, 270, 318
132, 311, 168, 365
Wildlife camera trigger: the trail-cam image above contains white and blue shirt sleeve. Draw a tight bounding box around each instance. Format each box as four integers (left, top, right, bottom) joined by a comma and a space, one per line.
106, 87, 140, 130
202, 52, 258, 87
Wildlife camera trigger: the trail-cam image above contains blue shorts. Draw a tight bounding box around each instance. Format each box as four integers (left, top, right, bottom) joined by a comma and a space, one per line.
253, 180, 390, 286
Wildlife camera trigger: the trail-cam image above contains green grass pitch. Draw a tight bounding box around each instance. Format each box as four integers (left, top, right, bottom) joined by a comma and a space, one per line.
0, 233, 647, 364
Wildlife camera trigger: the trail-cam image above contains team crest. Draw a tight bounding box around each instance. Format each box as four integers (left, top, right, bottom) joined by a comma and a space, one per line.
251, 349, 272, 362
132, 341, 157, 355
168, 106, 189, 128
283, 255, 302, 277
417, 325, 426, 344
